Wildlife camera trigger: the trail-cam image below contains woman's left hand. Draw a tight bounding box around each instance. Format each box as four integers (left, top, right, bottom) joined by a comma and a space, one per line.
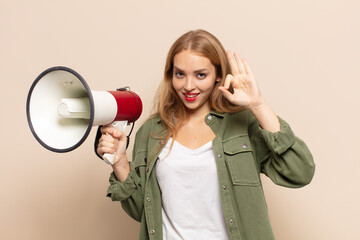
218, 50, 264, 110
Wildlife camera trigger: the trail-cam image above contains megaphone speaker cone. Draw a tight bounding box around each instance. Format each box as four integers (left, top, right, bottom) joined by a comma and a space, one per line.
26, 66, 94, 153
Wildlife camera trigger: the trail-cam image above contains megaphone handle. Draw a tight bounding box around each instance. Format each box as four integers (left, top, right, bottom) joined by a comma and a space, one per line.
103, 121, 128, 165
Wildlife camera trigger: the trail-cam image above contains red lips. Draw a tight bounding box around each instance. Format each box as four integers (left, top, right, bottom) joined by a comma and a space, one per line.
183, 92, 200, 102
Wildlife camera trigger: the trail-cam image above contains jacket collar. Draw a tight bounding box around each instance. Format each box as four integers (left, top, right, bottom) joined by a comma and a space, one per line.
209, 111, 226, 118
155, 110, 225, 124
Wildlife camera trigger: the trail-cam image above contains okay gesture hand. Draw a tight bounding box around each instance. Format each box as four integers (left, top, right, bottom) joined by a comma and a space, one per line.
218, 50, 264, 110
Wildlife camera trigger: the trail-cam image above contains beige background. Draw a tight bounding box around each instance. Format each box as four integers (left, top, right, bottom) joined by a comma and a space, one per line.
1, 0, 359, 239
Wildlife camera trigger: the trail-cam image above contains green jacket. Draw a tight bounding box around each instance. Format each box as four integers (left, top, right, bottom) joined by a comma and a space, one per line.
106, 110, 315, 240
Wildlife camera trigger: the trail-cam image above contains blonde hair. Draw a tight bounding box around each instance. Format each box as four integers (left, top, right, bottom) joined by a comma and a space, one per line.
151, 29, 241, 147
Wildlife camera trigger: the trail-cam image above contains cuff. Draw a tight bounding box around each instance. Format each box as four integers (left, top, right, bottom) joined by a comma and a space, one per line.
258, 117, 296, 155
106, 171, 137, 201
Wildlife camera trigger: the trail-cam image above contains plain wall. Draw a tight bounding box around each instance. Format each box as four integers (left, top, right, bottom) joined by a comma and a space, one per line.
1, 0, 359, 239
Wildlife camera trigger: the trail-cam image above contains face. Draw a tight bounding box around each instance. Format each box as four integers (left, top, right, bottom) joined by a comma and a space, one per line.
172, 50, 219, 115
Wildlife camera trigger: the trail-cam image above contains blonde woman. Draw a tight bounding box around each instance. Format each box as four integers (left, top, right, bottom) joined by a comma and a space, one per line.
96, 29, 315, 240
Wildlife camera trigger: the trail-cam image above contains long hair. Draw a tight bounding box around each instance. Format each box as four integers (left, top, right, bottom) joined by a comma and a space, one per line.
151, 29, 242, 150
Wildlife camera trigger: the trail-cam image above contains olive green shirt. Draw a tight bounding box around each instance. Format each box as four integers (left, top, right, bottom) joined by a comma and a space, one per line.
106, 110, 315, 240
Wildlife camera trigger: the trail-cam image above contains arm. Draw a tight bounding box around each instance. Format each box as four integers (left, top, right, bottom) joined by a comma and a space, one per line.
248, 114, 315, 187
248, 100, 280, 133
219, 50, 315, 187
96, 123, 150, 221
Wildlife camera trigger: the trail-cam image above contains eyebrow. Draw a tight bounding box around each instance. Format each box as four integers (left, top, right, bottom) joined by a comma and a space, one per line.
173, 66, 209, 73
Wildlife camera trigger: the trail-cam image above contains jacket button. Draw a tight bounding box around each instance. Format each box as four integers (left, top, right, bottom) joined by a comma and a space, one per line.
207, 115, 212, 120
146, 197, 151, 202
222, 185, 227, 190
242, 143, 248, 149
150, 229, 155, 235
229, 218, 234, 224
218, 154, 222, 158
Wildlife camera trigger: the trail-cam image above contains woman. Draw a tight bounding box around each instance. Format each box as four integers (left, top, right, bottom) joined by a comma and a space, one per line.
96, 29, 315, 240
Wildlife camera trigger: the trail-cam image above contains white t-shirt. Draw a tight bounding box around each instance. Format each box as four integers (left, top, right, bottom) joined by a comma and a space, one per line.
156, 138, 230, 240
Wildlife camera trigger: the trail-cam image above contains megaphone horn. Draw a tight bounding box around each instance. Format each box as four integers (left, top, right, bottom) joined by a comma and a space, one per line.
26, 66, 143, 164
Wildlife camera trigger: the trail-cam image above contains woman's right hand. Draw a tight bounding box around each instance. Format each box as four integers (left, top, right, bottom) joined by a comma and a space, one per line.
97, 125, 130, 173
97, 125, 130, 181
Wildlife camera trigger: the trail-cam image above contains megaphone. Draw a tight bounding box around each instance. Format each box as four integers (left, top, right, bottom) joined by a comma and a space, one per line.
26, 66, 142, 164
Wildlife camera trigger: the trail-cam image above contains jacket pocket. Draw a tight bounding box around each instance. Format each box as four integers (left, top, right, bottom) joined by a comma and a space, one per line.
223, 135, 260, 186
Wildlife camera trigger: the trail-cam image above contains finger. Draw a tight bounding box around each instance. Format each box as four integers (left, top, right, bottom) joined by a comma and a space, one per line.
101, 125, 125, 139
113, 129, 126, 139
242, 58, 253, 75
98, 135, 118, 150
99, 134, 118, 145
223, 74, 234, 89
100, 125, 116, 135
97, 146, 116, 156
226, 50, 240, 75
100, 133, 118, 142
234, 52, 246, 74
218, 86, 234, 102
98, 137, 118, 153
99, 138, 118, 148
101, 131, 127, 150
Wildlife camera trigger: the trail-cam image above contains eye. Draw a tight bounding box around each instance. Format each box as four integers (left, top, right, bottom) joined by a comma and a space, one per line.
174, 72, 184, 78
197, 73, 206, 79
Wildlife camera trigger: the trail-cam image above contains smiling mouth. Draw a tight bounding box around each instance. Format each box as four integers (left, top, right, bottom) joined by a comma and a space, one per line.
183, 92, 200, 102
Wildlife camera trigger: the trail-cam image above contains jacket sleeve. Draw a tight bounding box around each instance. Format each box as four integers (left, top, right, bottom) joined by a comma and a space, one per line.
248, 114, 315, 188
106, 122, 150, 222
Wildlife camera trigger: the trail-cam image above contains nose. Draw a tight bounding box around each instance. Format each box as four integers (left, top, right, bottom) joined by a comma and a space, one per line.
184, 77, 195, 91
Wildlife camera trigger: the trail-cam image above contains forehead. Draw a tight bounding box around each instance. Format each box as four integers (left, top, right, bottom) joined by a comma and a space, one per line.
173, 50, 214, 71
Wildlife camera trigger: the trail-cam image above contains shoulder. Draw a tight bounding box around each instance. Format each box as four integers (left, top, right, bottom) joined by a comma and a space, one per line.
135, 114, 164, 138
141, 114, 162, 129
132, 114, 167, 154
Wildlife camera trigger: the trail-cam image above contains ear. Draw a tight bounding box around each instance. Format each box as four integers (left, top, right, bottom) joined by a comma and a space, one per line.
215, 77, 221, 84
